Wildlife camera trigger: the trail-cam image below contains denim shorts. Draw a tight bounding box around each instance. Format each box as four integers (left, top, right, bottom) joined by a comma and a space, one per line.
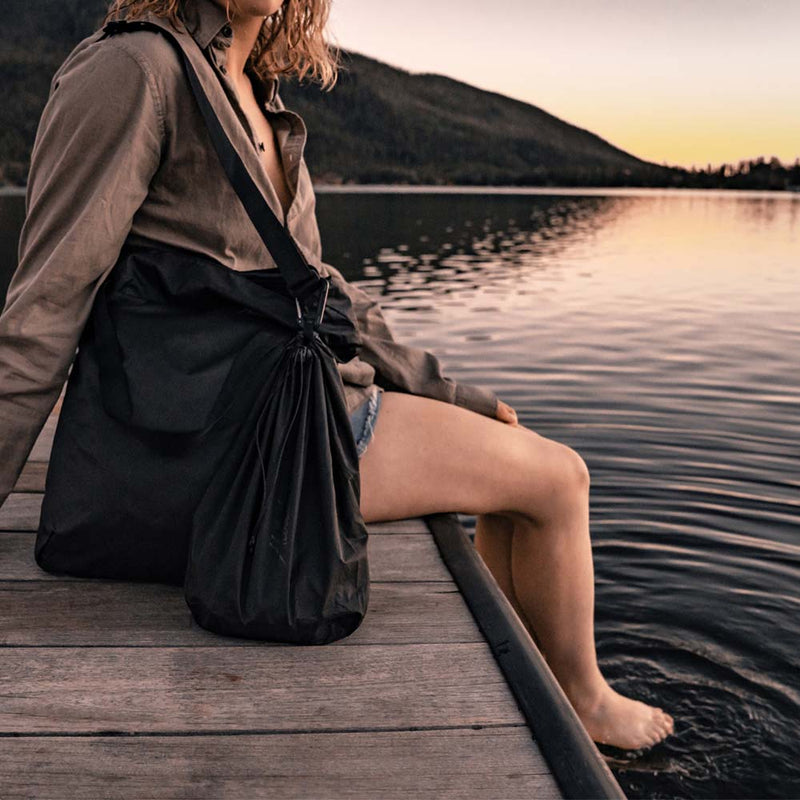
348, 385, 383, 458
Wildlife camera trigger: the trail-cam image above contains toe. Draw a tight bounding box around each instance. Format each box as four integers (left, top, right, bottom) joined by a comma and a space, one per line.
649, 716, 669, 743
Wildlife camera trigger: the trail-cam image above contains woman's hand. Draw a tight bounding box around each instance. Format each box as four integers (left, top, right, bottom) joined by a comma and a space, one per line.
496, 399, 519, 426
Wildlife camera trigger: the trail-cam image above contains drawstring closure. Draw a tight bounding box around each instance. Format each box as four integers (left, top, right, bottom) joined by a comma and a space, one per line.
249, 336, 307, 559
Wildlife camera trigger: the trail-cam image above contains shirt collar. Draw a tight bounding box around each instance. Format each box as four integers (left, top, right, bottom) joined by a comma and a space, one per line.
177, 0, 230, 49
176, 0, 279, 104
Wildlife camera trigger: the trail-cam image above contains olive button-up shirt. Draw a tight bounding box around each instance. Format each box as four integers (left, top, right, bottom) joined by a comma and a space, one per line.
0, 0, 499, 506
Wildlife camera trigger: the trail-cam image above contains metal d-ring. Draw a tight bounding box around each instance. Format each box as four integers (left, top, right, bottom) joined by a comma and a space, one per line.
314, 278, 330, 327
295, 278, 330, 330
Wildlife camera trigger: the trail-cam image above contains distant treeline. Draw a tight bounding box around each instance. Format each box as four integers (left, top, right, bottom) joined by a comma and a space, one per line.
655, 156, 800, 192
1, 0, 796, 192
463, 155, 800, 192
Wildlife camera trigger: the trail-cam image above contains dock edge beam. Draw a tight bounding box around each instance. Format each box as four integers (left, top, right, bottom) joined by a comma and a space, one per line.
425, 511, 627, 800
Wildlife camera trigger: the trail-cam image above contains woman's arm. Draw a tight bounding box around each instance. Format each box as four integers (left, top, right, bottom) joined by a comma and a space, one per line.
0, 38, 165, 508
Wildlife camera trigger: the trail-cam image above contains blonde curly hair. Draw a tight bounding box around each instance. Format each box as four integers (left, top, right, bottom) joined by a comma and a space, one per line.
103, 0, 341, 90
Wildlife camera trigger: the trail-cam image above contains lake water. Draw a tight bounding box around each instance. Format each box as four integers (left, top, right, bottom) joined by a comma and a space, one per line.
2, 186, 799, 799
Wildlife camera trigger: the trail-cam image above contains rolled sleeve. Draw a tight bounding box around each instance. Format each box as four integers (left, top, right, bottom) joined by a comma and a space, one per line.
318, 259, 499, 420
0, 39, 164, 506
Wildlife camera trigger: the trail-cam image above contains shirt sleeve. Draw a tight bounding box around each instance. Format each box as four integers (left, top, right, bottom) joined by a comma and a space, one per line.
318, 258, 500, 420
0, 39, 165, 508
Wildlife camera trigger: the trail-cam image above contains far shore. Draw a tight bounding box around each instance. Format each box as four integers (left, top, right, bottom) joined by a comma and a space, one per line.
2, 184, 799, 198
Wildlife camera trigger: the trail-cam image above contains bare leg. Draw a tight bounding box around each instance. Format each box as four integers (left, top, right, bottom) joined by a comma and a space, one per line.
358, 390, 674, 750
475, 508, 672, 750
473, 513, 543, 648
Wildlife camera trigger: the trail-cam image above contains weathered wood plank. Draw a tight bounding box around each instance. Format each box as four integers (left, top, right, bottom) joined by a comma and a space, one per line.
0, 532, 450, 583
29, 413, 59, 462
0, 493, 41, 530
0, 491, 432, 535
364, 518, 430, 535
12, 461, 48, 492
0, 580, 480, 647
0, 727, 561, 800
0, 644, 525, 733
9, 472, 432, 538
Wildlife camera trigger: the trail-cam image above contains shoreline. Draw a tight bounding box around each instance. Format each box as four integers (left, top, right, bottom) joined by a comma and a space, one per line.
2, 184, 799, 198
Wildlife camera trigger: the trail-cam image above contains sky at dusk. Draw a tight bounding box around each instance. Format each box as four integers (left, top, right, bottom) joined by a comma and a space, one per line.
328, 0, 800, 170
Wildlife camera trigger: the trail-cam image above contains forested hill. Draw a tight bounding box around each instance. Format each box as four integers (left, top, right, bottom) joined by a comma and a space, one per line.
0, 0, 668, 187
281, 50, 667, 186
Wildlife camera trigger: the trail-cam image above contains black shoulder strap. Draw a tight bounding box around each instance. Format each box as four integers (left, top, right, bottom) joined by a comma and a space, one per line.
99, 18, 326, 308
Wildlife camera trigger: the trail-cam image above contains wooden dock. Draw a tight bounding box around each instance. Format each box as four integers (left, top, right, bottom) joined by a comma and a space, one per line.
0, 399, 625, 799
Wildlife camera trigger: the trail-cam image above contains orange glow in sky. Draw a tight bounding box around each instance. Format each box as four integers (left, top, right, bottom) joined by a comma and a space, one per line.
329, 0, 800, 170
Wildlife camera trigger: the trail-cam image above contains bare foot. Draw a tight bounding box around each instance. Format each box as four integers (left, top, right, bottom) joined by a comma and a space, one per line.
570, 683, 675, 750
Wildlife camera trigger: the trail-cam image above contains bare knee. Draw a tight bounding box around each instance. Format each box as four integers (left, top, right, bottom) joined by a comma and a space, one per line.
512, 431, 590, 525
559, 442, 591, 494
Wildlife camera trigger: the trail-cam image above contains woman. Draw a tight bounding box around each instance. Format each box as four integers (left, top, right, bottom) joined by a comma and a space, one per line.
0, 0, 674, 750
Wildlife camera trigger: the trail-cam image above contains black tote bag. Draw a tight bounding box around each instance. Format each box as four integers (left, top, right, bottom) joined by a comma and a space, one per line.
35, 18, 370, 645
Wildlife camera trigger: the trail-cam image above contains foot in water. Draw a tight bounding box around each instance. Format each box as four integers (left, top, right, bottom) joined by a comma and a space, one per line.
569, 681, 674, 750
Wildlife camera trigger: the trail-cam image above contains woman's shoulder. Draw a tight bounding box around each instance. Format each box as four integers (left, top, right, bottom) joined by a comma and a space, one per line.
52, 20, 187, 104
34, 23, 192, 155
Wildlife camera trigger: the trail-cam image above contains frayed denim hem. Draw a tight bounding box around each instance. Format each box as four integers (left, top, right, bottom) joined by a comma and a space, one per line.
351, 385, 383, 458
